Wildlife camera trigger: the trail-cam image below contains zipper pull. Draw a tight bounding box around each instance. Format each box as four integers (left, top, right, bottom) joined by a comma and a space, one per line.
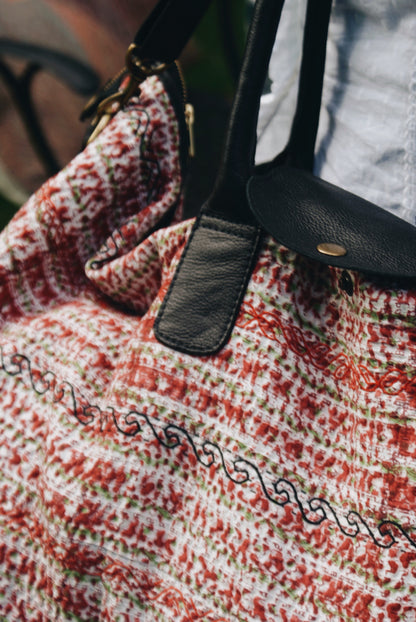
86, 44, 168, 145
86, 74, 139, 145
87, 112, 113, 145
185, 103, 196, 157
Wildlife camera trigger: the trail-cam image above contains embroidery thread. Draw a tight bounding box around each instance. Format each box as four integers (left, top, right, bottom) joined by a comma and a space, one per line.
2, 346, 415, 552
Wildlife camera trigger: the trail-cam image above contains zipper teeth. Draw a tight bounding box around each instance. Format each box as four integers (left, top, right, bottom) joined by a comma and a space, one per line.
103, 67, 127, 96
174, 60, 188, 104
81, 67, 127, 120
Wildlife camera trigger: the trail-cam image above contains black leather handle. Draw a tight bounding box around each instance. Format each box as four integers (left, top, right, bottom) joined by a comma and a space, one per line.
271, 0, 332, 171
134, 0, 331, 192
155, 0, 288, 355
208, 0, 332, 223
134, 0, 212, 63
246, 0, 416, 280
206, 0, 286, 224
155, 0, 333, 356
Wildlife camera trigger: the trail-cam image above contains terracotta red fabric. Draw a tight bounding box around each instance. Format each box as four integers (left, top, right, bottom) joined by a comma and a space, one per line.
0, 70, 416, 621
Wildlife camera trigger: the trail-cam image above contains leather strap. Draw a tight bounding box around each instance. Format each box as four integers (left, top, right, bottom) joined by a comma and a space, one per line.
155, 0, 286, 355
155, 214, 262, 355
206, 0, 286, 224
209, 0, 332, 220
278, 0, 332, 171
134, 0, 212, 63
155, 0, 333, 356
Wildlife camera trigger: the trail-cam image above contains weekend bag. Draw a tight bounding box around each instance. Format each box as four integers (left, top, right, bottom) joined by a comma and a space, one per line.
1, 0, 416, 620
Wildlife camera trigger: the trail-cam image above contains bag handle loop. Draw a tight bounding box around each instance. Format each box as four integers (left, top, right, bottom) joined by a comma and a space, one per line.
208, 0, 332, 223
206, 0, 286, 224
154, 0, 333, 356
136, 0, 331, 181
274, 0, 332, 172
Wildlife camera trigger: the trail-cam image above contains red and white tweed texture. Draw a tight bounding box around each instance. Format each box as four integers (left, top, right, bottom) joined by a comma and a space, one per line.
0, 78, 415, 621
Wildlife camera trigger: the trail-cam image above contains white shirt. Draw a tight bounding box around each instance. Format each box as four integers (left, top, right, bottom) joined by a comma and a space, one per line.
256, 0, 416, 224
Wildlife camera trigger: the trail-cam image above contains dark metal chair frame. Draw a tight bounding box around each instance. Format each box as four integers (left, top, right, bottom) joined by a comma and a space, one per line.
0, 38, 99, 176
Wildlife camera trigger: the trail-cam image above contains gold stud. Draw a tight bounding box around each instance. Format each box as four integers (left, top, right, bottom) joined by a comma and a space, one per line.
317, 242, 347, 257
316, 242, 347, 257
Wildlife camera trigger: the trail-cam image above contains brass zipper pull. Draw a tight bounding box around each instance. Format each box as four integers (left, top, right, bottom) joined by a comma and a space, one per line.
86, 44, 168, 145
185, 103, 196, 157
174, 62, 195, 158
87, 112, 113, 145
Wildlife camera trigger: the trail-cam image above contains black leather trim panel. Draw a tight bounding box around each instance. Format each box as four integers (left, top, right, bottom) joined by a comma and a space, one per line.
154, 214, 262, 355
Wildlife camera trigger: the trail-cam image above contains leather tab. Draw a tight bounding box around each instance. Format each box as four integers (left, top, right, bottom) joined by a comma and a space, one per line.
154, 214, 262, 355
248, 166, 416, 279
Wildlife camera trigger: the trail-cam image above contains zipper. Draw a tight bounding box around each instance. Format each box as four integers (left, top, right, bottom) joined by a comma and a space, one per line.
174, 60, 196, 158
185, 103, 195, 158
81, 44, 195, 167
80, 67, 127, 122
160, 62, 195, 173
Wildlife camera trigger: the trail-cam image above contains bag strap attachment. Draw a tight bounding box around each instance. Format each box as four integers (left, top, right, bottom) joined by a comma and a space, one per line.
82, 0, 212, 142
155, 0, 332, 355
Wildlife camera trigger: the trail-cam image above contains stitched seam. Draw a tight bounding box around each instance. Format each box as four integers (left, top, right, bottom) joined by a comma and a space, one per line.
160, 230, 262, 354
155, 228, 261, 353
198, 221, 257, 240
201, 211, 258, 231
154, 218, 262, 354
211, 227, 263, 352
1, 345, 415, 553
201, 210, 254, 224
154, 215, 203, 347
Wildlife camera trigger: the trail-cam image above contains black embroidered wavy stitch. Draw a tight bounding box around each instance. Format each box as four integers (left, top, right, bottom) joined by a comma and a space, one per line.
1, 345, 415, 552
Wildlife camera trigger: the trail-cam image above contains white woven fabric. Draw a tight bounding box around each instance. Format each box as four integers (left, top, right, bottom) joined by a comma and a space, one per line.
256, 0, 416, 224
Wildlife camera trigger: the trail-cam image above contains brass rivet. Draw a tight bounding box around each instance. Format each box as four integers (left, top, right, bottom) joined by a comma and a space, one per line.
317, 242, 347, 257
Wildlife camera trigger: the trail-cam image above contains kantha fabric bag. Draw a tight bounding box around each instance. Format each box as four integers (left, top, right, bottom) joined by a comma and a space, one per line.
1, 0, 416, 620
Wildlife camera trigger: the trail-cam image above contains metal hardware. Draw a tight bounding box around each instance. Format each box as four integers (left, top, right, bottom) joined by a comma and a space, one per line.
87, 44, 168, 145
125, 44, 168, 78
86, 112, 113, 145
185, 103, 195, 157
317, 242, 347, 257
